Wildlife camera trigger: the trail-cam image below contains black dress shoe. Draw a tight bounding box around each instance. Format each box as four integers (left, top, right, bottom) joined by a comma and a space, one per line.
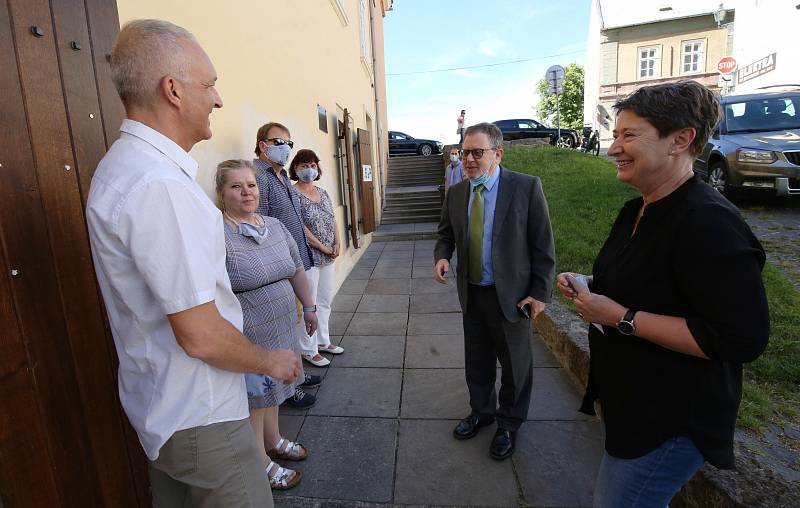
453, 413, 495, 440
489, 428, 516, 460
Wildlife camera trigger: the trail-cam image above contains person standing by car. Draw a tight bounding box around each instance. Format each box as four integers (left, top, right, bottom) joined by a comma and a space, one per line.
556, 81, 769, 507
444, 146, 465, 192
457, 109, 466, 143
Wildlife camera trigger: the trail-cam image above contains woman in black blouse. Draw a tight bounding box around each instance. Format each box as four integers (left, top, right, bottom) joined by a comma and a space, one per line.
556, 81, 769, 507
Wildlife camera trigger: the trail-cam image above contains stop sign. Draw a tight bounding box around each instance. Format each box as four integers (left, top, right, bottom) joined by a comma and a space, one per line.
717, 56, 737, 74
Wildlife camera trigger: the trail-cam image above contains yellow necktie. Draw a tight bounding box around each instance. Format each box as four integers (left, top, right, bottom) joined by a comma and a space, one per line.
468, 184, 485, 284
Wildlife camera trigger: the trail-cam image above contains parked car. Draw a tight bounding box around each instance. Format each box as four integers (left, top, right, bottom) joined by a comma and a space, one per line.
388, 131, 443, 156
493, 118, 578, 148
694, 88, 800, 196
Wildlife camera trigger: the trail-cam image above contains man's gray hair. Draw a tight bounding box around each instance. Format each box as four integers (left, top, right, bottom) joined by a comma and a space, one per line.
110, 19, 198, 109
464, 122, 504, 148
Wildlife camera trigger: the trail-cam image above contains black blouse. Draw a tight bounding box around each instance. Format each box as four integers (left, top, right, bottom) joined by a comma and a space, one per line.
580, 175, 769, 469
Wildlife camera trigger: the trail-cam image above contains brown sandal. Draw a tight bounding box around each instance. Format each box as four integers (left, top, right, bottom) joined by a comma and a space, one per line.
266, 461, 301, 490
267, 437, 308, 461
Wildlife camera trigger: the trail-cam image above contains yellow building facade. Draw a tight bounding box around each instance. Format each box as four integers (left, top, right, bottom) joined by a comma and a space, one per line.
117, 0, 392, 286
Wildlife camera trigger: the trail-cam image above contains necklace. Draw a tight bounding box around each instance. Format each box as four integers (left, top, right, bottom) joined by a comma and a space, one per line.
224, 211, 262, 228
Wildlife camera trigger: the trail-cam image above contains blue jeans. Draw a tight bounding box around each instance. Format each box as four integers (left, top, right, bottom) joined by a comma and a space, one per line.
593, 436, 705, 508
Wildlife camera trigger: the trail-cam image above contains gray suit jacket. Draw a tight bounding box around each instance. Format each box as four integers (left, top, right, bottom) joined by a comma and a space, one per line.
434, 166, 556, 322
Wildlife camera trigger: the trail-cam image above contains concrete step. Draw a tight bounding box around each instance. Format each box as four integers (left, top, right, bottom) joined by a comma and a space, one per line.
383, 207, 442, 217
381, 214, 442, 224
384, 201, 441, 210
388, 179, 442, 187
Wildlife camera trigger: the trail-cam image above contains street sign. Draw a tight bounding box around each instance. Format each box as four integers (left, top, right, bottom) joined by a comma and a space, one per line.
545, 65, 565, 95
717, 56, 737, 74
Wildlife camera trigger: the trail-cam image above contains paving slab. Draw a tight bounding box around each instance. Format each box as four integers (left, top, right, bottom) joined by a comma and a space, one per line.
347, 266, 374, 279
328, 312, 353, 336
273, 416, 397, 504
409, 292, 461, 313
277, 413, 304, 442
331, 294, 361, 313
405, 334, 465, 368
370, 266, 413, 279
356, 294, 410, 314
334, 335, 406, 368
375, 257, 412, 268
394, 419, 519, 507
338, 278, 368, 294
400, 368, 468, 419
382, 241, 414, 250
354, 256, 379, 268
310, 368, 402, 417
411, 265, 454, 278
345, 312, 408, 336
514, 420, 603, 507
411, 277, 454, 295
532, 333, 561, 368
379, 250, 415, 260
528, 368, 596, 421
407, 312, 463, 335
365, 278, 410, 295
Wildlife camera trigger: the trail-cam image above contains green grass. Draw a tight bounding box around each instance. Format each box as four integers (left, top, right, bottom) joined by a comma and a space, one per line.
503, 146, 800, 430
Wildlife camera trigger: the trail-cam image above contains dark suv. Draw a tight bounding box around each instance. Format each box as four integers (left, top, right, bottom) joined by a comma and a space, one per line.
694, 89, 800, 196
493, 119, 578, 148
388, 131, 443, 157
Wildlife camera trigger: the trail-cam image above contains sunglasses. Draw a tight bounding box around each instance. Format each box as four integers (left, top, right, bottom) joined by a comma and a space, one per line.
461, 148, 497, 160
264, 138, 294, 148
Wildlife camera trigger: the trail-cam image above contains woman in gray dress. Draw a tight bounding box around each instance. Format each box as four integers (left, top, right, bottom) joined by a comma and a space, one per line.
216, 159, 318, 490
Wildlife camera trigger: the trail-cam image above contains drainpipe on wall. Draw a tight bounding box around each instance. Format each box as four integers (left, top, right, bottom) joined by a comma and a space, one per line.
368, 0, 386, 211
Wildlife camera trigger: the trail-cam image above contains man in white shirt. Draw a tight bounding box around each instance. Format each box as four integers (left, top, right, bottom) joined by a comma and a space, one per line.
86, 19, 299, 507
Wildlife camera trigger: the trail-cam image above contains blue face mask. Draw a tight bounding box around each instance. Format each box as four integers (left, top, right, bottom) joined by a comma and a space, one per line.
469, 169, 490, 188
239, 221, 269, 244
266, 144, 292, 167
297, 167, 319, 182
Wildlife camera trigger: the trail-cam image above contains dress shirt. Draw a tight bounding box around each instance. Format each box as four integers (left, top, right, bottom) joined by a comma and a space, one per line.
86, 119, 248, 460
466, 165, 501, 285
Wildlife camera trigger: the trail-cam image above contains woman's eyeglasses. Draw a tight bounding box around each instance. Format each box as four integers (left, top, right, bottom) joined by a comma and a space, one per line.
265, 138, 294, 148
461, 148, 497, 160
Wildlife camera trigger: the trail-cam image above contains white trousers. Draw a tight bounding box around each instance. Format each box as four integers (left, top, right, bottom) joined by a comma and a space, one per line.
297, 263, 335, 356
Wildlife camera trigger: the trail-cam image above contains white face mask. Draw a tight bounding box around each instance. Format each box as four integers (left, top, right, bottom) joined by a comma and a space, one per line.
449, 154, 460, 163
266, 144, 292, 166
239, 221, 269, 244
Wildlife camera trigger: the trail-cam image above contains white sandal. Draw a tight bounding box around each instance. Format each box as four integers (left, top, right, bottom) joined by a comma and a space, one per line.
267, 437, 308, 461
266, 461, 301, 490
302, 353, 331, 367
319, 344, 344, 355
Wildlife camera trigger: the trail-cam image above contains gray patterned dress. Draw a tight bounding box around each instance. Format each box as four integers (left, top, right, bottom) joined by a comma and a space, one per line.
224, 216, 304, 409
296, 186, 336, 267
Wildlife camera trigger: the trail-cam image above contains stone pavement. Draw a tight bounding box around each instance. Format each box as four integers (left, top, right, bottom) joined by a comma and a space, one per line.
274, 239, 604, 507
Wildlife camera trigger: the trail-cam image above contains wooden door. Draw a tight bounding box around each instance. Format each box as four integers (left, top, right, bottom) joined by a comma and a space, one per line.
0, 0, 148, 506
356, 128, 376, 234
341, 109, 360, 248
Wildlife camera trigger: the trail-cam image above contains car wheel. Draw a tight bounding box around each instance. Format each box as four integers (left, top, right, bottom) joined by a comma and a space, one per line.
556, 135, 574, 148
708, 162, 729, 195
418, 144, 433, 156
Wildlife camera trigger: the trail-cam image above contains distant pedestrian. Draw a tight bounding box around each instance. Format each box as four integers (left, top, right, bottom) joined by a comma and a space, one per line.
457, 109, 466, 143
444, 146, 465, 192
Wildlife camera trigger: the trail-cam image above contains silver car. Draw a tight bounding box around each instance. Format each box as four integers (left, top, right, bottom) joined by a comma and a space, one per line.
694, 89, 800, 196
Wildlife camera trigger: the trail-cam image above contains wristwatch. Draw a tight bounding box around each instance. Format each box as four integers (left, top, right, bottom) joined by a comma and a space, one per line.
302, 305, 317, 313
617, 309, 637, 335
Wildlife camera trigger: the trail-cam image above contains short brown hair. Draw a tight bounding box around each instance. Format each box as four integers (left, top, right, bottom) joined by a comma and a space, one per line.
613, 80, 720, 156
254, 122, 291, 156
464, 122, 503, 148
288, 149, 322, 181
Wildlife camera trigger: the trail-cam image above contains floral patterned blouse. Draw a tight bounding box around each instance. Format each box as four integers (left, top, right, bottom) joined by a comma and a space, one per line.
296, 186, 336, 267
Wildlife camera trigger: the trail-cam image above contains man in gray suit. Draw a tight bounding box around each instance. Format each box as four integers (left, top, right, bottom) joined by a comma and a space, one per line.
433, 122, 555, 460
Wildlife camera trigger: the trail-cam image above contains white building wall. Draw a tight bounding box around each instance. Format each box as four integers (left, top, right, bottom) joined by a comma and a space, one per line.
730, 0, 800, 93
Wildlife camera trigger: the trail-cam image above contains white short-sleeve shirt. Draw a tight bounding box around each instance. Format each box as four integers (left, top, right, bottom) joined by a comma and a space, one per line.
86, 119, 248, 460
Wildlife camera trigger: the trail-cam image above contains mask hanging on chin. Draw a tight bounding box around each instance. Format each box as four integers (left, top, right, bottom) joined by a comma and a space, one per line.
266, 144, 292, 167
469, 163, 494, 188
239, 221, 270, 244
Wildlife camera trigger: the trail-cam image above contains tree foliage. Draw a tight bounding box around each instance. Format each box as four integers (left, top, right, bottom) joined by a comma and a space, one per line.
535, 63, 584, 130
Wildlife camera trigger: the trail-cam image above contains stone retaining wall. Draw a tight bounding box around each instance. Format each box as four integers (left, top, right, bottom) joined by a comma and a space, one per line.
534, 301, 800, 508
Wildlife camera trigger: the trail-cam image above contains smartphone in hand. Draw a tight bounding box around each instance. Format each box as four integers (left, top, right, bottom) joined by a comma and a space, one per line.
566, 274, 590, 294
518, 303, 531, 319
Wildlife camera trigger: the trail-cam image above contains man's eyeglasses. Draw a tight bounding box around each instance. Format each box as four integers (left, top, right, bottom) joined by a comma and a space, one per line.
461, 148, 497, 160
265, 138, 294, 148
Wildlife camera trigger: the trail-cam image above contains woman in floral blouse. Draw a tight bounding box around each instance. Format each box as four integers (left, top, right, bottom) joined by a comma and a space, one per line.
290, 149, 345, 367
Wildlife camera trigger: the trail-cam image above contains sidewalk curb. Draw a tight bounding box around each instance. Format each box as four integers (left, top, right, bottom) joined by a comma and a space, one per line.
534, 301, 800, 508
275, 498, 504, 508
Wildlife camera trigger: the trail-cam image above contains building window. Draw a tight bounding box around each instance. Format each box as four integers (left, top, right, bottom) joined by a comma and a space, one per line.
638, 46, 661, 79
681, 39, 705, 74
359, 0, 372, 78
330, 0, 349, 26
